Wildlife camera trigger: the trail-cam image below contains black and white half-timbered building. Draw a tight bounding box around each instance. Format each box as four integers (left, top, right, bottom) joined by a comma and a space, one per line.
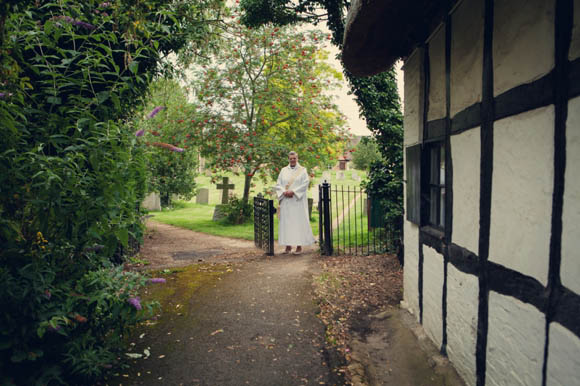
342, 0, 580, 385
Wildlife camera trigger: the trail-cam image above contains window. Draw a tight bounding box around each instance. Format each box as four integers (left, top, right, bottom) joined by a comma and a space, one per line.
405, 142, 446, 228
428, 143, 445, 228
405, 145, 421, 224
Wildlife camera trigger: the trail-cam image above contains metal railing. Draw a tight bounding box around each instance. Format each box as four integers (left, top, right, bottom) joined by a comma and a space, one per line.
253, 193, 274, 255
318, 182, 401, 256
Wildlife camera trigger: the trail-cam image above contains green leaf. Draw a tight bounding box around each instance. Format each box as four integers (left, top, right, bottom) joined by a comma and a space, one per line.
46, 96, 61, 105
115, 228, 129, 247
129, 61, 140, 74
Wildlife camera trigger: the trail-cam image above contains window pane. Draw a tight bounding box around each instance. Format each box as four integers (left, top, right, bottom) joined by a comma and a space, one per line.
430, 187, 439, 225
440, 146, 445, 185
440, 187, 445, 227
430, 147, 439, 183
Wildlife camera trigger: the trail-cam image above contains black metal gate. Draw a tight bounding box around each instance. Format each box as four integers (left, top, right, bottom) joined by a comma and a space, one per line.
253, 193, 275, 255
318, 182, 401, 257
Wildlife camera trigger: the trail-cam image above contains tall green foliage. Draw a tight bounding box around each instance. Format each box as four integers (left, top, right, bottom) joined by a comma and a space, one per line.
136, 79, 199, 207
0, 0, 223, 383
351, 136, 382, 170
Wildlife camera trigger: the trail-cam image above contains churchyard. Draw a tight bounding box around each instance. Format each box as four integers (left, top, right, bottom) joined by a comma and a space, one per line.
191, 168, 366, 206
148, 168, 367, 242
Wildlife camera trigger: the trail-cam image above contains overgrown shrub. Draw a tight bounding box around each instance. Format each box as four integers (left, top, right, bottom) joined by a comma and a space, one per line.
0, 0, 223, 382
221, 195, 254, 224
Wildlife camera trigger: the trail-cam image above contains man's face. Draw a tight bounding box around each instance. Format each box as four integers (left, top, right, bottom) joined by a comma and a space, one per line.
289, 154, 298, 167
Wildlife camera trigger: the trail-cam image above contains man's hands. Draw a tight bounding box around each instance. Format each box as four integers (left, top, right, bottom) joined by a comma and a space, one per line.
283, 190, 294, 198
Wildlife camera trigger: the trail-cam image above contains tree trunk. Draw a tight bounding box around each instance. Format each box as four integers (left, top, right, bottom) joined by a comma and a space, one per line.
243, 174, 252, 203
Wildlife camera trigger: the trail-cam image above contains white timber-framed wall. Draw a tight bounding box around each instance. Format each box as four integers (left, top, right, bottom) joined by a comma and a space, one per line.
401, 0, 580, 385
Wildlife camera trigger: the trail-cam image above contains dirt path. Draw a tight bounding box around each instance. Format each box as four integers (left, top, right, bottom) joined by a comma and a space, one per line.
112, 221, 466, 386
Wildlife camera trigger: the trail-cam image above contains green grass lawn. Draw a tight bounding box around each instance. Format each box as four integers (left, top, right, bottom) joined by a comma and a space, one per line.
150, 201, 320, 241
149, 168, 367, 242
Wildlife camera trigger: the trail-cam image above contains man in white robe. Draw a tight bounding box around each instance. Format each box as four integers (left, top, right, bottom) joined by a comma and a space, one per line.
275, 151, 315, 254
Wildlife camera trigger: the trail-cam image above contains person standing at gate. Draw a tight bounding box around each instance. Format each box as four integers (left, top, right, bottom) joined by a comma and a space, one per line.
275, 151, 316, 255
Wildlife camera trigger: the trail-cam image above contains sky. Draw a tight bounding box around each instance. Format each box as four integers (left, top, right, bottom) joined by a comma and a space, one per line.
321, 38, 404, 137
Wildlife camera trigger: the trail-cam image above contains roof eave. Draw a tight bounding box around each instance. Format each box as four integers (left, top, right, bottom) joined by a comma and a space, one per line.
342, 0, 447, 77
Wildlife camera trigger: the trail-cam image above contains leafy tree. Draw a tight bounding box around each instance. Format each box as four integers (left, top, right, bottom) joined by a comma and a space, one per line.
351, 136, 383, 170
0, 0, 224, 383
187, 5, 350, 202
135, 79, 199, 207
239, 0, 404, 243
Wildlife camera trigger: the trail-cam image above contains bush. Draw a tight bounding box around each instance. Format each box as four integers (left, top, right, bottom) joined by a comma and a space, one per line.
351, 136, 383, 170
0, 0, 223, 383
221, 195, 254, 224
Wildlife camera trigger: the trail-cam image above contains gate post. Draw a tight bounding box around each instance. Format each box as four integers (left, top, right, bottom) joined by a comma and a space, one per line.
253, 194, 275, 256
267, 199, 274, 256
321, 182, 333, 255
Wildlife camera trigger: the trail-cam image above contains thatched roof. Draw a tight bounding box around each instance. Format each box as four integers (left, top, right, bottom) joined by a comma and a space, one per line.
342, 0, 448, 76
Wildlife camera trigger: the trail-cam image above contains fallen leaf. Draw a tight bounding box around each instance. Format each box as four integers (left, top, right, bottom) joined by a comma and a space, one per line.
158, 354, 165, 359
210, 329, 224, 336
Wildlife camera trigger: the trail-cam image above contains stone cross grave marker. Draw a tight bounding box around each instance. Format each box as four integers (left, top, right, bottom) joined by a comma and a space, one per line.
216, 177, 235, 204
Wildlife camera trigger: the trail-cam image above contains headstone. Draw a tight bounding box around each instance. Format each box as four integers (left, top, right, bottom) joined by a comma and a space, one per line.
196, 188, 209, 204
142, 192, 161, 211
216, 177, 235, 204
322, 171, 331, 182
337, 171, 345, 180
351, 171, 358, 180
212, 204, 227, 221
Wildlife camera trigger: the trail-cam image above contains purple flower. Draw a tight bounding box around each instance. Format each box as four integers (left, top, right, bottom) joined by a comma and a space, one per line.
128, 297, 142, 310
151, 142, 185, 153
49, 16, 95, 30
73, 20, 96, 30
135, 128, 145, 137
149, 278, 167, 283
147, 106, 164, 119
48, 325, 61, 333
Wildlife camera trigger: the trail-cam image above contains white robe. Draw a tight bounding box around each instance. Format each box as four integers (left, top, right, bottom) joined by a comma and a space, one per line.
275, 164, 316, 246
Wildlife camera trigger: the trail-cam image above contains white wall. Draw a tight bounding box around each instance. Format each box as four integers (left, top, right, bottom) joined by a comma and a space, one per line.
422, 246, 444, 348
493, 0, 555, 97
447, 264, 478, 386
402, 46, 423, 321
547, 322, 580, 386
570, 0, 580, 60
561, 96, 580, 294
403, 220, 420, 320
451, 128, 481, 254
489, 106, 554, 286
400, 1, 580, 385
450, 0, 483, 117
486, 292, 545, 386
403, 49, 423, 147
428, 26, 446, 121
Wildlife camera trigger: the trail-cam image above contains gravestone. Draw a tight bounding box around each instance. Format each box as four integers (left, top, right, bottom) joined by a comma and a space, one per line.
337, 171, 345, 180
142, 192, 161, 211
322, 171, 331, 182
351, 171, 358, 180
196, 188, 209, 204
216, 177, 235, 204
